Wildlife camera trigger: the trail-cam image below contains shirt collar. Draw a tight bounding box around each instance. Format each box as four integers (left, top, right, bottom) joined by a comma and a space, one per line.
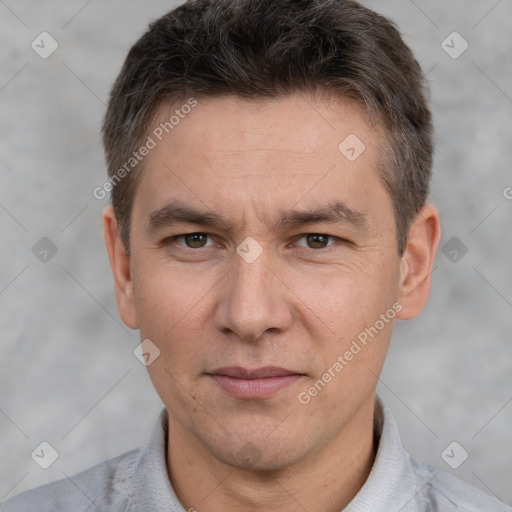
129, 393, 424, 511
344, 394, 424, 511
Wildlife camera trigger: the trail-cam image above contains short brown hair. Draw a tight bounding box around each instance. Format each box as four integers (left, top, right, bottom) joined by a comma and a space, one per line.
102, 0, 433, 256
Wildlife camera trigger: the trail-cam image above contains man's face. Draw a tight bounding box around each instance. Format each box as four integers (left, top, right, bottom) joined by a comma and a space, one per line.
124, 93, 404, 469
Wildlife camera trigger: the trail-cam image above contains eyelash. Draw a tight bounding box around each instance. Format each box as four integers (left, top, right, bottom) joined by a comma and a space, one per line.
162, 232, 347, 251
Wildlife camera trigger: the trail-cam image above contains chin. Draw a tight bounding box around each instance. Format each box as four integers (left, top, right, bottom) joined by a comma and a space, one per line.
205, 430, 305, 472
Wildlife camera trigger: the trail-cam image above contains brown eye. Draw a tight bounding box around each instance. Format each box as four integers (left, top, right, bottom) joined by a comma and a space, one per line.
304, 234, 330, 249
293, 233, 339, 250
168, 232, 213, 249
184, 233, 208, 248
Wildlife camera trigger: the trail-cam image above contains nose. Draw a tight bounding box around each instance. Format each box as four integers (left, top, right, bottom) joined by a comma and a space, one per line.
214, 245, 293, 343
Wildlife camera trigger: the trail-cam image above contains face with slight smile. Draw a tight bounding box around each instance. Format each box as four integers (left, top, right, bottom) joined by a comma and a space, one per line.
104, 92, 439, 472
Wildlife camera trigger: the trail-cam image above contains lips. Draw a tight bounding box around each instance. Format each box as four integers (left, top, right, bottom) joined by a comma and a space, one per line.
207, 366, 305, 399
209, 366, 300, 379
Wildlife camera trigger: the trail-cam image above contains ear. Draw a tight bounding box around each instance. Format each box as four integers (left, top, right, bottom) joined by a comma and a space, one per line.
397, 204, 441, 320
103, 206, 138, 329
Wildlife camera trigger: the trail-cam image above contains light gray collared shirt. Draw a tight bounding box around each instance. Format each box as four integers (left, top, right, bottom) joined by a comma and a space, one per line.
2, 395, 509, 511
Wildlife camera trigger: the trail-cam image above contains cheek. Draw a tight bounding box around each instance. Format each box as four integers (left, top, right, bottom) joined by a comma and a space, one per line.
132, 267, 210, 417
292, 256, 400, 368
294, 257, 395, 327
133, 260, 205, 330
131, 265, 209, 373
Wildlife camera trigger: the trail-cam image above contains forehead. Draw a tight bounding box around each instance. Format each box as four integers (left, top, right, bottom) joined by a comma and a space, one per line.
133, 93, 392, 232
149, 92, 379, 164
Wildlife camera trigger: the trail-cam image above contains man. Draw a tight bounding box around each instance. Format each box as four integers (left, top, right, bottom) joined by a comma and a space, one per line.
2, 0, 509, 511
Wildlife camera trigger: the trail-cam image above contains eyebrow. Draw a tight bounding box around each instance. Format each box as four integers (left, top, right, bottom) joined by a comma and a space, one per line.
147, 199, 368, 234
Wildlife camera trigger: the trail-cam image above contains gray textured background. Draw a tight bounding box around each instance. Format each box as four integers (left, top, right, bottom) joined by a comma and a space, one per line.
1, 0, 511, 507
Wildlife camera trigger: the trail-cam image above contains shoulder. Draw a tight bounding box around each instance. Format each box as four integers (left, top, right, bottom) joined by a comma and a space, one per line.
0, 448, 141, 512
408, 454, 511, 511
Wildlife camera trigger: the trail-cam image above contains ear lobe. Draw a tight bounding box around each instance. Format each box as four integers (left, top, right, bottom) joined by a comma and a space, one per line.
397, 204, 441, 320
103, 206, 138, 329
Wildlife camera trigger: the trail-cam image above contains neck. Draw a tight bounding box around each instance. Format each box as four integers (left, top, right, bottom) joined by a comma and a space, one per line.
166, 395, 376, 512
